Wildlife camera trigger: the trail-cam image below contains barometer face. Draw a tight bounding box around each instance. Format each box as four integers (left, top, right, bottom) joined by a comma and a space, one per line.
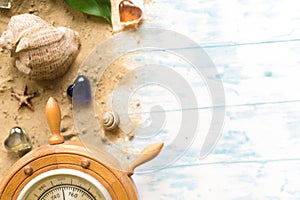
17, 169, 112, 200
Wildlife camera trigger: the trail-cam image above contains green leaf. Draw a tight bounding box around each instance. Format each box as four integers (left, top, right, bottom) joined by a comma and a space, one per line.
64, 0, 111, 24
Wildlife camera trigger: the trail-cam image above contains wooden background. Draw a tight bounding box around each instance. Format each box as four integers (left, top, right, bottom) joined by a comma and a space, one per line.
131, 0, 300, 199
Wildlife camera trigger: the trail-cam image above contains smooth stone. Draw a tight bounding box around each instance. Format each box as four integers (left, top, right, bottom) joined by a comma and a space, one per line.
67, 75, 91, 102
4, 127, 32, 157
67, 83, 75, 98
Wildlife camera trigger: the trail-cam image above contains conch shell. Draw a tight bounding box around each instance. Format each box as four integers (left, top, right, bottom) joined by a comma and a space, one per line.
111, 0, 143, 32
0, 14, 80, 80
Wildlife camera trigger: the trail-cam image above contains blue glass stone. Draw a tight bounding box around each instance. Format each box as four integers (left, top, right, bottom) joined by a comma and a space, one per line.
67, 83, 75, 98
67, 75, 91, 102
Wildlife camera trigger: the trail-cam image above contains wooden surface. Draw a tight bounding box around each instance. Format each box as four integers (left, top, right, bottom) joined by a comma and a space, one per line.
131, 0, 300, 199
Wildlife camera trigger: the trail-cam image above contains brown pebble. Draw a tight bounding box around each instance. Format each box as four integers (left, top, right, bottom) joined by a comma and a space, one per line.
61, 127, 68, 133
6, 77, 14, 82
28, 8, 35, 13
81, 128, 87, 134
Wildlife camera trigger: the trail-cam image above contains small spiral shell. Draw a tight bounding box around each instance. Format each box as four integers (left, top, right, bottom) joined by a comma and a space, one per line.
102, 111, 120, 131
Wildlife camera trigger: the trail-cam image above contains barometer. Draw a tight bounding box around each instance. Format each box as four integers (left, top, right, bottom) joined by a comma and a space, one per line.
0, 97, 163, 200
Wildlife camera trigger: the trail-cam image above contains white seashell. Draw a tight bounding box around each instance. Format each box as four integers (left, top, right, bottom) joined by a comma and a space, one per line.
111, 0, 143, 32
0, 14, 80, 80
102, 111, 120, 131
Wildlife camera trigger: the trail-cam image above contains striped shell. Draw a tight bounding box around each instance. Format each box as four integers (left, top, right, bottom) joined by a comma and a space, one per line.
102, 111, 120, 131
0, 14, 80, 80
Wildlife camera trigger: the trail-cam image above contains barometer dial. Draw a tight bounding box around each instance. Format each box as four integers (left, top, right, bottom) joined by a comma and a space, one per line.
17, 169, 111, 200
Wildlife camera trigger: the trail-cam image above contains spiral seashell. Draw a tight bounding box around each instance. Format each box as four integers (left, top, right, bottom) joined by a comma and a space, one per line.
102, 111, 120, 131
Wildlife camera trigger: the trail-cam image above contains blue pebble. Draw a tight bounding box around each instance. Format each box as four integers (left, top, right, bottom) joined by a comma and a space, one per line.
67, 83, 75, 98
67, 75, 91, 102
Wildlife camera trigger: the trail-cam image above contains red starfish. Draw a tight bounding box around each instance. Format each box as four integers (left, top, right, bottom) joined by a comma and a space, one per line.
11, 85, 38, 111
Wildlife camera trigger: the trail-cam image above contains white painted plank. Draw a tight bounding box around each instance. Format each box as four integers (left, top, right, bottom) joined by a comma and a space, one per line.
206, 41, 300, 106
206, 101, 300, 163
133, 160, 300, 199
131, 101, 300, 170
144, 0, 300, 46
123, 40, 300, 111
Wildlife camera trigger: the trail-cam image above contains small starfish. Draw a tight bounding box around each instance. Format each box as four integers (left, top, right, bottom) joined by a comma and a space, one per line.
11, 85, 38, 111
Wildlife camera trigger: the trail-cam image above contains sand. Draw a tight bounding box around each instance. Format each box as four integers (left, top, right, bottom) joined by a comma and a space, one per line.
0, 0, 113, 175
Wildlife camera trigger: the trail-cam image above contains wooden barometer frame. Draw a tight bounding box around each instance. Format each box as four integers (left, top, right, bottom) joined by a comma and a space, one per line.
0, 97, 163, 200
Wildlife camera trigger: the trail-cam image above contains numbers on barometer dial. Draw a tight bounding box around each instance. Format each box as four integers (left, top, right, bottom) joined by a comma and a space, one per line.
17, 169, 111, 200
